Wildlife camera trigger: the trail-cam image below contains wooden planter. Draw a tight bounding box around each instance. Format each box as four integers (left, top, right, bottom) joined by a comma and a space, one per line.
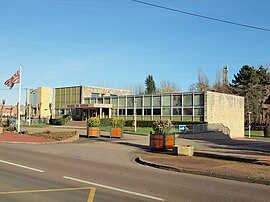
87, 127, 100, 138
150, 131, 175, 150
0, 126, 3, 133
110, 127, 123, 138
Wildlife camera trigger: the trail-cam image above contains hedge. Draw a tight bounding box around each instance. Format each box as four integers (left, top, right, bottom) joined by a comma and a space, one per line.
100, 118, 205, 128
50, 118, 65, 125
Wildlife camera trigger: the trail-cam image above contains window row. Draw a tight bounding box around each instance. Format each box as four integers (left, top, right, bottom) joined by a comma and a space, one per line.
90, 94, 204, 107
115, 108, 204, 116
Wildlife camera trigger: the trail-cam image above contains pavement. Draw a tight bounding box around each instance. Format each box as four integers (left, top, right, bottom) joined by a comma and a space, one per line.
1, 125, 270, 172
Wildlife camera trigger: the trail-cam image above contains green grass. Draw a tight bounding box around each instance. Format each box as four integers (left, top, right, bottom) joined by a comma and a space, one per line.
99, 126, 153, 135
244, 130, 266, 138
22, 124, 50, 128
124, 127, 153, 135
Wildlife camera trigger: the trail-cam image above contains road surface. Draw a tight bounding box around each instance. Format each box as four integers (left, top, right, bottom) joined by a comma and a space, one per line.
0, 136, 270, 201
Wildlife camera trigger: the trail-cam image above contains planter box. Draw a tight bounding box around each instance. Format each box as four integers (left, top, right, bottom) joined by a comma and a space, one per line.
110, 127, 123, 138
0, 126, 3, 133
87, 127, 100, 138
150, 132, 175, 150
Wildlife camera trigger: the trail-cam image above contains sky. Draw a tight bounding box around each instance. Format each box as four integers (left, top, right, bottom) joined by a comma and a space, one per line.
0, 0, 269, 105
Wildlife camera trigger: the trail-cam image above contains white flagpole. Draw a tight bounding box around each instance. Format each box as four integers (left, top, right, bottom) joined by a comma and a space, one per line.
17, 65, 22, 133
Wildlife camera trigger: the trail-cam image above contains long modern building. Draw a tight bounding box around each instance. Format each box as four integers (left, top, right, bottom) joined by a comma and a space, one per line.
53, 85, 244, 139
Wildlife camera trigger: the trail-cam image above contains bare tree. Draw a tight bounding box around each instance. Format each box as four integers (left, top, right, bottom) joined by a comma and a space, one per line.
189, 68, 210, 92
126, 82, 145, 95
159, 81, 180, 93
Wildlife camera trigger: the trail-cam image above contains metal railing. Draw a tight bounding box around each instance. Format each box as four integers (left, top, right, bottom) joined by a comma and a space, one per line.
173, 123, 230, 135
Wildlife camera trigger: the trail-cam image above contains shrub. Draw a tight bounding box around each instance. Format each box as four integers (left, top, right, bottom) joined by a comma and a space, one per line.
111, 118, 125, 128
264, 124, 270, 138
50, 118, 65, 125
124, 120, 133, 127
100, 118, 112, 126
87, 117, 100, 127
152, 119, 172, 134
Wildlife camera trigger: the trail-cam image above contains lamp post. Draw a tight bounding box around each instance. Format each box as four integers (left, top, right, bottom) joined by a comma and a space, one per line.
134, 97, 137, 133
248, 112, 252, 138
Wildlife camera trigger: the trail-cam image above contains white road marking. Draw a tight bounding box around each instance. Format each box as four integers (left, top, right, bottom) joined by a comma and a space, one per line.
0, 160, 44, 173
63, 176, 164, 201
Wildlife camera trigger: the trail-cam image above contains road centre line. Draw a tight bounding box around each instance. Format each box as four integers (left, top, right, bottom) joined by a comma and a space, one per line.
63, 176, 165, 201
0, 159, 44, 173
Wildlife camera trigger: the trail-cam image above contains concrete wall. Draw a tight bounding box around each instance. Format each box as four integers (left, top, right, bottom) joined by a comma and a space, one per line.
204, 91, 244, 139
82, 86, 131, 101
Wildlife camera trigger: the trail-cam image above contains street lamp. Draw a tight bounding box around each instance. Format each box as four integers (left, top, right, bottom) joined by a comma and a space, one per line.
248, 112, 252, 138
133, 97, 137, 133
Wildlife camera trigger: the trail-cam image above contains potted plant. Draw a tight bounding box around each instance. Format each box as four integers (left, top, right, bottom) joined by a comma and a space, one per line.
110, 117, 125, 138
150, 119, 175, 150
87, 117, 100, 138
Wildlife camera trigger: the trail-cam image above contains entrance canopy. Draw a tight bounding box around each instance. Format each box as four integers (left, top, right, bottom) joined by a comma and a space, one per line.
65, 103, 112, 120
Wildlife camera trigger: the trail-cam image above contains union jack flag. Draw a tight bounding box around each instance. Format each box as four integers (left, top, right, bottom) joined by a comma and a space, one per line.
4, 69, 20, 89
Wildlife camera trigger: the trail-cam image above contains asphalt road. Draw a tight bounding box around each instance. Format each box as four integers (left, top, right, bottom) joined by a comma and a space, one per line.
0, 137, 270, 202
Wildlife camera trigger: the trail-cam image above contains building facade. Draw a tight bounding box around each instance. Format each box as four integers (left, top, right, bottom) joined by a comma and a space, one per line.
54, 86, 131, 120
29, 87, 52, 119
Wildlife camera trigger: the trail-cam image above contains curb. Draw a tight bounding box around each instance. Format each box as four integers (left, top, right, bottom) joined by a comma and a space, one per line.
135, 156, 270, 186
194, 152, 270, 166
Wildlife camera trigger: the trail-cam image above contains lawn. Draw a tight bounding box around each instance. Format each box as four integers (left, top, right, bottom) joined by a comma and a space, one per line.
99, 126, 153, 135
244, 130, 265, 138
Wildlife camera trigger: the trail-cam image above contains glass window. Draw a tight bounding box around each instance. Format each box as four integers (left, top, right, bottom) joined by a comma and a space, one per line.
104, 97, 110, 104
162, 95, 170, 106
194, 108, 204, 115
91, 93, 99, 98
127, 97, 134, 107
173, 108, 182, 115
112, 97, 118, 107
183, 94, 192, 107
144, 96, 151, 107
136, 109, 142, 115
90, 98, 96, 103
153, 96, 161, 107
135, 97, 142, 107
119, 97, 126, 107
127, 109, 134, 115
119, 109, 125, 115
84, 98, 90, 104
153, 108, 161, 115
144, 108, 151, 115
162, 108, 171, 116
173, 95, 181, 107
194, 94, 204, 106
183, 108, 193, 115
98, 98, 103, 104
112, 109, 117, 116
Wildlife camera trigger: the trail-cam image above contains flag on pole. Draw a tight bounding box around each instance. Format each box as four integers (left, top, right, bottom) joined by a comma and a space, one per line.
4, 69, 21, 89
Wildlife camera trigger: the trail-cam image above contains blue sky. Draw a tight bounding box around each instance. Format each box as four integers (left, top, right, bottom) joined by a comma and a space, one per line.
1, 0, 269, 105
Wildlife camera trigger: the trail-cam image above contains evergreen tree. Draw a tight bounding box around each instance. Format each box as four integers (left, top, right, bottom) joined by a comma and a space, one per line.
231, 65, 269, 123
145, 75, 157, 94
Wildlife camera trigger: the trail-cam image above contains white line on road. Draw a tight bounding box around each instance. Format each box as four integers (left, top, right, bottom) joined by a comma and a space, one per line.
0, 160, 44, 173
63, 176, 164, 201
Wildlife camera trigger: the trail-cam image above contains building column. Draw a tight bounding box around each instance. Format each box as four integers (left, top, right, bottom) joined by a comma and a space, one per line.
99, 108, 102, 118
109, 108, 111, 118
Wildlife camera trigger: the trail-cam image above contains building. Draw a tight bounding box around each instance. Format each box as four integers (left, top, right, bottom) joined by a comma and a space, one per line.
29, 87, 52, 119
53, 86, 244, 138
53, 86, 131, 120
1, 105, 18, 117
